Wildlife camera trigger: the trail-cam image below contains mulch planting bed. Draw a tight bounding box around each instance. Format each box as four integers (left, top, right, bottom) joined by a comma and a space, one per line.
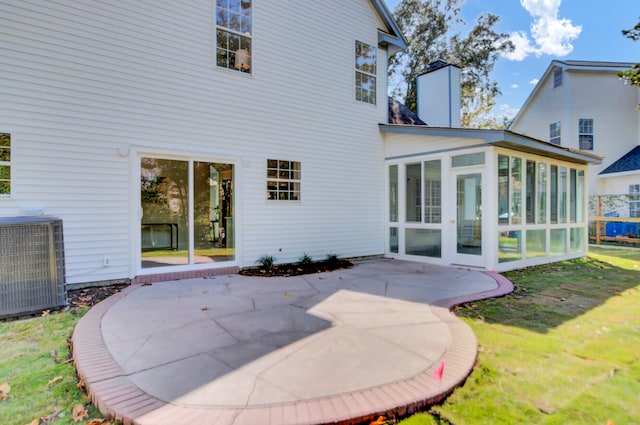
239, 259, 353, 277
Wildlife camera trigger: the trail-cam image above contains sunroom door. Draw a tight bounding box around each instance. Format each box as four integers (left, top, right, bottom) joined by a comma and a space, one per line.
452, 170, 485, 267
140, 157, 234, 269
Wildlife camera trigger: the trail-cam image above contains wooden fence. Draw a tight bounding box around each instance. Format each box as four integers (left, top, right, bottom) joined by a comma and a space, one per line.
589, 195, 640, 245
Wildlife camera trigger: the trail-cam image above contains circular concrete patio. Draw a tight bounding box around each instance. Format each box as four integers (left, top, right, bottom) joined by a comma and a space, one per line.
72, 259, 513, 425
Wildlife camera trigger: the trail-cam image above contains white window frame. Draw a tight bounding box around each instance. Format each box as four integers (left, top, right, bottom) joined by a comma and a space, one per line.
215, 0, 252, 73
0, 133, 11, 197
267, 159, 301, 201
630, 184, 640, 218
549, 121, 561, 145
355, 40, 377, 105
578, 118, 594, 150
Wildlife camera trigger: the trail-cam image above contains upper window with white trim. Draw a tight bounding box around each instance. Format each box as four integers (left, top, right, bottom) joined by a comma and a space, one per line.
355, 41, 376, 104
0, 133, 10, 196
578, 118, 594, 150
216, 0, 252, 73
267, 159, 301, 201
630, 184, 640, 218
549, 121, 561, 145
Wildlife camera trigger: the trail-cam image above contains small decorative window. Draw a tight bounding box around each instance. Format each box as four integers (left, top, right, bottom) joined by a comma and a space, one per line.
549, 121, 561, 145
553, 68, 562, 88
451, 152, 485, 167
355, 41, 376, 104
216, 0, 252, 73
267, 159, 301, 201
578, 118, 594, 150
0, 133, 10, 196
630, 184, 640, 218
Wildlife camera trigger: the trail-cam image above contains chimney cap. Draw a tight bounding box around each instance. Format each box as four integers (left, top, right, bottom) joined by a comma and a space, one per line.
421, 59, 460, 75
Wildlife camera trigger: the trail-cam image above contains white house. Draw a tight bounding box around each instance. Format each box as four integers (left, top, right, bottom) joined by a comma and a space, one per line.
509, 60, 640, 218
0, 2, 601, 293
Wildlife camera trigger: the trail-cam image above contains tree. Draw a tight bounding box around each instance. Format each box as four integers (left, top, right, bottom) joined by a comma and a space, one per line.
618, 18, 640, 108
389, 0, 513, 128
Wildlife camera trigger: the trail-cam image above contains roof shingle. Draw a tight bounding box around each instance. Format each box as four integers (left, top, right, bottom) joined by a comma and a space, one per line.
600, 145, 640, 174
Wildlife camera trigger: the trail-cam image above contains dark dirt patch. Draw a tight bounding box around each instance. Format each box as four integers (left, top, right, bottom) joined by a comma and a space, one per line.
239, 259, 354, 277
67, 284, 128, 308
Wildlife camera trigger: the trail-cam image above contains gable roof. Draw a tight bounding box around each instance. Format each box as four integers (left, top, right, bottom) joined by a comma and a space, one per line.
599, 145, 640, 175
509, 60, 636, 129
388, 97, 427, 125
369, 0, 407, 53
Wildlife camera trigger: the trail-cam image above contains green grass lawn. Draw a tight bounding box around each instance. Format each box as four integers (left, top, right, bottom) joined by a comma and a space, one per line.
0, 309, 106, 425
400, 246, 640, 425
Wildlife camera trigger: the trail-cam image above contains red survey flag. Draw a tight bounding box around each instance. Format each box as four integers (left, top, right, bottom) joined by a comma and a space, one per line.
433, 360, 445, 381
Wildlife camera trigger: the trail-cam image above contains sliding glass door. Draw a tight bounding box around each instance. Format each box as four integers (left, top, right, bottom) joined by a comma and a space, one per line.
140, 157, 234, 269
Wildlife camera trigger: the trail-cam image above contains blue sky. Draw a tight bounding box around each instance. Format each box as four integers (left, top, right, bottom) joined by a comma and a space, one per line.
383, 0, 640, 121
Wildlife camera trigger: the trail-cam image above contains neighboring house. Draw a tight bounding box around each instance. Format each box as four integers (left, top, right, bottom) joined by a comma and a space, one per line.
0, 2, 600, 292
509, 60, 640, 217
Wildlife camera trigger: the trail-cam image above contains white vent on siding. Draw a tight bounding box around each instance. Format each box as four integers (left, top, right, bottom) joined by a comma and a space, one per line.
0, 217, 66, 318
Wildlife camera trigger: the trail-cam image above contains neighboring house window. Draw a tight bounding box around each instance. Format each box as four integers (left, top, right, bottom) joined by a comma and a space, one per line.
267, 159, 300, 201
549, 121, 561, 145
0, 133, 10, 196
355, 41, 376, 104
630, 184, 640, 218
216, 0, 252, 73
553, 68, 562, 88
578, 118, 594, 150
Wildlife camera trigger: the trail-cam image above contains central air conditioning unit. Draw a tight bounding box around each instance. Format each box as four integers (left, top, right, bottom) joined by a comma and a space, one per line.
0, 217, 66, 319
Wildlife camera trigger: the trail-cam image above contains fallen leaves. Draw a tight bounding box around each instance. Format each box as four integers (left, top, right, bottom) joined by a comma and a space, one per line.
39, 410, 60, 424
25, 419, 39, 425
41, 310, 50, 317
77, 379, 85, 392
369, 416, 388, 425
47, 376, 63, 386
71, 404, 88, 422
200, 306, 210, 311
0, 382, 10, 401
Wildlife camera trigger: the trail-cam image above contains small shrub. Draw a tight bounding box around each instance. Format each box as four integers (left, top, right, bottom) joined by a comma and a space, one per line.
298, 253, 313, 265
256, 255, 276, 271
326, 253, 338, 265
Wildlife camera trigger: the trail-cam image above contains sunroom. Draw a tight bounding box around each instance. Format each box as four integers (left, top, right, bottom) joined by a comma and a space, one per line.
380, 126, 601, 272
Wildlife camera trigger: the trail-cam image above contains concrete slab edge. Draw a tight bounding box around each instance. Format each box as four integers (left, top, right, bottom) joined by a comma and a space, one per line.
72, 271, 515, 425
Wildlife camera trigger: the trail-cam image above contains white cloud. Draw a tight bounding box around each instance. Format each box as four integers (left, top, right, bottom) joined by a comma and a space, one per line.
503, 0, 582, 61
498, 104, 520, 120
510, 83, 519, 89
503, 31, 533, 61
488, 103, 520, 125
530, 78, 539, 84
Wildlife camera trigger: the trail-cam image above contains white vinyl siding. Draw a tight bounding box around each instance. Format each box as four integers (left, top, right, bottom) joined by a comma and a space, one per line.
0, 0, 389, 282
